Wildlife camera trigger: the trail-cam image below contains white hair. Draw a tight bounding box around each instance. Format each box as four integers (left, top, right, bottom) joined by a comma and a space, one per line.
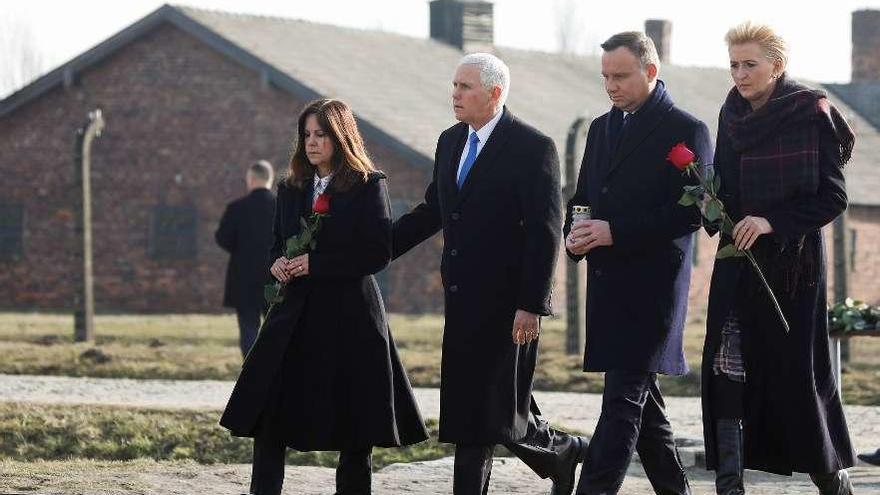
457, 53, 510, 111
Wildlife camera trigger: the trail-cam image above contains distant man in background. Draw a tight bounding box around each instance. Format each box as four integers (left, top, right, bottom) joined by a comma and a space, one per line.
215, 160, 276, 357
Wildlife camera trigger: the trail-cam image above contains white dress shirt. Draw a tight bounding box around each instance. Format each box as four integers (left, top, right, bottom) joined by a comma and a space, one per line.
313, 173, 333, 206
456, 108, 504, 183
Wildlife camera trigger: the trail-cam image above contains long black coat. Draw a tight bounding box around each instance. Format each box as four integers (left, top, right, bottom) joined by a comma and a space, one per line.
564, 82, 711, 376
220, 172, 428, 451
393, 108, 562, 445
701, 103, 855, 475
215, 188, 275, 309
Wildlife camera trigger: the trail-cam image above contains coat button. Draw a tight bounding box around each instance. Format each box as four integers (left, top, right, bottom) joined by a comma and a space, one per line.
594, 268, 603, 277
601, 186, 609, 194
450, 285, 459, 293
451, 212, 460, 220
450, 249, 458, 256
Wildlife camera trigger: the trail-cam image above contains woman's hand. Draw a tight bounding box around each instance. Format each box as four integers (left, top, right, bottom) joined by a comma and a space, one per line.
290, 254, 310, 277
270, 257, 293, 283
733, 215, 773, 250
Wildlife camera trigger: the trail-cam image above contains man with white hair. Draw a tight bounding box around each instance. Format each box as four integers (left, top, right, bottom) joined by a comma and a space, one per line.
393, 53, 587, 495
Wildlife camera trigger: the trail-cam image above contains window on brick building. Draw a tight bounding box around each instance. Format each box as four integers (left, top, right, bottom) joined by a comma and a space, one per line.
0, 204, 24, 260
150, 205, 197, 260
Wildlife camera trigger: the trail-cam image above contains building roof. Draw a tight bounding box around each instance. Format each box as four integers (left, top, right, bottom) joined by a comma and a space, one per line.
2, 4, 879, 205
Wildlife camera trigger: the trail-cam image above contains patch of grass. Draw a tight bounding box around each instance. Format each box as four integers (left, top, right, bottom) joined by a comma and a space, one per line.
0, 402, 452, 469
2, 311, 880, 404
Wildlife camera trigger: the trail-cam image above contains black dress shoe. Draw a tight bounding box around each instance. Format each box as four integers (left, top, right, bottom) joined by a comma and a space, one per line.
550, 436, 588, 495
810, 470, 853, 495
858, 447, 880, 466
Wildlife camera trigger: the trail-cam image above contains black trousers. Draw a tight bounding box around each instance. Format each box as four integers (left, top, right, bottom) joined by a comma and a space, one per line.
250, 428, 371, 495
236, 305, 265, 358
453, 397, 580, 495
575, 370, 689, 495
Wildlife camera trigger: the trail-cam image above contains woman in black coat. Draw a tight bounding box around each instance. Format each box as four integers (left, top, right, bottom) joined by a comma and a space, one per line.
220, 99, 428, 495
702, 22, 856, 495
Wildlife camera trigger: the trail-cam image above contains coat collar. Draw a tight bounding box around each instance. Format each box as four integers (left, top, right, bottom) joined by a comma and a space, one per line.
605, 80, 675, 177
447, 106, 514, 208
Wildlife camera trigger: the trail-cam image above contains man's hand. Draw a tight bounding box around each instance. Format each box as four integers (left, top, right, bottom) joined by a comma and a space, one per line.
512, 310, 540, 345
566, 219, 613, 255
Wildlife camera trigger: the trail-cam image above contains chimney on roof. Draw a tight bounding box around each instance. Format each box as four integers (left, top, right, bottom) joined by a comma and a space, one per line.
429, 0, 494, 52
645, 19, 671, 64
852, 9, 880, 82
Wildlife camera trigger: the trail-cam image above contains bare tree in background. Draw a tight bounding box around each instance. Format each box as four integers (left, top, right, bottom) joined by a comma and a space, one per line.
554, 0, 583, 55
0, 14, 45, 97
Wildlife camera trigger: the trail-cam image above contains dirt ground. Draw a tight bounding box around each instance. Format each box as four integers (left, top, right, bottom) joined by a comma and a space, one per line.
2, 458, 880, 495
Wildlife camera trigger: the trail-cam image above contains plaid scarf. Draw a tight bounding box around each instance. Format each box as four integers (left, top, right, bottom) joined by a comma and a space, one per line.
721, 73, 854, 216
720, 74, 855, 295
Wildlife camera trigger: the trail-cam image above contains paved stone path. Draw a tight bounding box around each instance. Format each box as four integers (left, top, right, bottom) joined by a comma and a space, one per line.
2, 374, 880, 493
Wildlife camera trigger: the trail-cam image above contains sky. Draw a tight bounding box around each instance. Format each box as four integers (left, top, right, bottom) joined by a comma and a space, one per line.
2, 0, 880, 96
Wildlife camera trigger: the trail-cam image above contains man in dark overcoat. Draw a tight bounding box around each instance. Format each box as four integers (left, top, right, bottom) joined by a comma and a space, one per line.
563, 32, 712, 495
393, 53, 588, 495
215, 160, 276, 357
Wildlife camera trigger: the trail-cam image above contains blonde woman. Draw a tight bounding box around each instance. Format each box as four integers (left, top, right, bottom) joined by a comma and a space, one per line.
702, 22, 856, 495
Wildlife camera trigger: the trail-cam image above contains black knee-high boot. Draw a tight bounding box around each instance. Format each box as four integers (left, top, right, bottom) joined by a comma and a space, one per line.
809, 470, 853, 495
250, 433, 286, 495
335, 448, 372, 495
714, 419, 744, 495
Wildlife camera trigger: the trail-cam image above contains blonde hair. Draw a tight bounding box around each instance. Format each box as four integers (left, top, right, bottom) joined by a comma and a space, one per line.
725, 21, 788, 71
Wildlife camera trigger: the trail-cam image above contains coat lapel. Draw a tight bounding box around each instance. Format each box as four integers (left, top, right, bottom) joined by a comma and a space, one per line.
445, 125, 469, 197
605, 83, 675, 179
453, 108, 513, 208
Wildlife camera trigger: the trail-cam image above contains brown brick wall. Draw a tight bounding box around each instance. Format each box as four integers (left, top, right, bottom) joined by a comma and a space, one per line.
0, 22, 443, 314
828, 206, 880, 305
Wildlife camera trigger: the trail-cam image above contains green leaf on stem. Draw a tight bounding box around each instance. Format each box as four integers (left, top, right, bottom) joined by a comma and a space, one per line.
678, 193, 696, 206
264, 282, 283, 305
704, 201, 722, 222
716, 243, 740, 259
713, 173, 721, 194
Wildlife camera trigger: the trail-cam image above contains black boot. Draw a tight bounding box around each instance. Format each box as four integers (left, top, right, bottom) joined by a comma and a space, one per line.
335, 448, 372, 495
714, 419, 744, 495
809, 470, 853, 495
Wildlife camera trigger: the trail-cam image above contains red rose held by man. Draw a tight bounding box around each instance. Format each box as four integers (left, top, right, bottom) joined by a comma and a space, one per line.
666, 142, 696, 171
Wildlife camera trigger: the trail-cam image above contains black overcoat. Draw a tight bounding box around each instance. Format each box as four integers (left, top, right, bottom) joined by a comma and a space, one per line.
564, 82, 711, 376
215, 188, 275, 309
701, 99, 855, 475
393, 108, 562, 445
220, 172, 428, 451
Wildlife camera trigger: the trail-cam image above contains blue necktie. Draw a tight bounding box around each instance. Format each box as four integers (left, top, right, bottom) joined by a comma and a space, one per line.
457, 132, 480, 189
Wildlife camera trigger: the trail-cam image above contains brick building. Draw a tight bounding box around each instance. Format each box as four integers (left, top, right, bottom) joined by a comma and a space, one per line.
1, 2, 878, 315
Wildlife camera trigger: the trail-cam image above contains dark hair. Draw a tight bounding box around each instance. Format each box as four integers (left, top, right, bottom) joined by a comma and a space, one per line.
248, 160, 274, 183
601, 31, 660, 68
286, 99, 375, 191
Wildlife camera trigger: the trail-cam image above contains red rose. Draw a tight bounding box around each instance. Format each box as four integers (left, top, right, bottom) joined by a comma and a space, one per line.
667, 142, 696, 171
313, 193, 331, 215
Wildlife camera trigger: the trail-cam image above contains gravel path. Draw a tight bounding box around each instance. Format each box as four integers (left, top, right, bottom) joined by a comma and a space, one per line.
2, 373, 880, 494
